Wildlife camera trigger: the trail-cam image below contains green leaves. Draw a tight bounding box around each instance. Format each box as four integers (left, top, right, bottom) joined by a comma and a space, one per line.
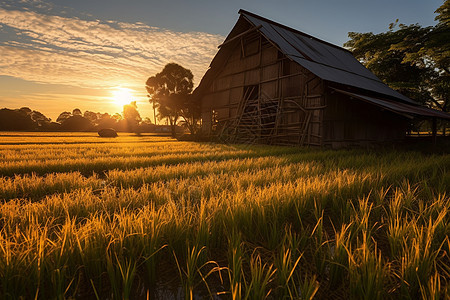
345, 1, 450, 112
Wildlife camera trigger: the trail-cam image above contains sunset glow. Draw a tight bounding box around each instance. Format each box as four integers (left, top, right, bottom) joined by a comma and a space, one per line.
111, 87, 134, 107
0, 0, 438, 121
0, 1, 223, 120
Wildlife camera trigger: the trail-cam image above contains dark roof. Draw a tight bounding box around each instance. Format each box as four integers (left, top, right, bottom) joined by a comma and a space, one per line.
238, 10, 416, 104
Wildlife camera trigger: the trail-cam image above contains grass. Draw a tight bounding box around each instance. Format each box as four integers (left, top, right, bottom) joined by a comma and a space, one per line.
0, 132, 449, 299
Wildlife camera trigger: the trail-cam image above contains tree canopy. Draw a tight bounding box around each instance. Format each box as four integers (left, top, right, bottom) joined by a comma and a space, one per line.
146, 63, 200, 136
0, 107, 53, 131
344, 0, 449, 113
122, 101, 142, 132
60, 115, 93, 131
0, 108, 36, 131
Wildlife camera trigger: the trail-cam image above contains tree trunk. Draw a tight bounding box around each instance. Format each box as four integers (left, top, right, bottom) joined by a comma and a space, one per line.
170, 118, 176, 138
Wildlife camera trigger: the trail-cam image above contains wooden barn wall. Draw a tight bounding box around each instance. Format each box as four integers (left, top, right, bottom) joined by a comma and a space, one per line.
323, 92, 408, 147
200, 32, 325, 146
200, 29, 410, 147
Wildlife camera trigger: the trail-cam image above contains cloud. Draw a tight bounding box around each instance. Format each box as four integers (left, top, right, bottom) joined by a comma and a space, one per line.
0, 6, 224, 90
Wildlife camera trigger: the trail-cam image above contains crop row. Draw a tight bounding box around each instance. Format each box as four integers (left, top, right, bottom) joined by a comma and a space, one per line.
1, 150, 449, 202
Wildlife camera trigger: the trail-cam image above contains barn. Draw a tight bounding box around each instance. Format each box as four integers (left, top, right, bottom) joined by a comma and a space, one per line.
194, 10, 450, 147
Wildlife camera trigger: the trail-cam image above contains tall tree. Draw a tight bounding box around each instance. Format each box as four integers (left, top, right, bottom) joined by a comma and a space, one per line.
344, 0, 449, 114
345, 23, 436, 106
390, 1, 450, 112
146, 63, 200, 137
345, 1, 450, 136
431, 0, 450, 74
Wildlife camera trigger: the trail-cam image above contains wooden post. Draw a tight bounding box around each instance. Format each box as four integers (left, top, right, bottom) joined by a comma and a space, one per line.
432, 117, 437, 146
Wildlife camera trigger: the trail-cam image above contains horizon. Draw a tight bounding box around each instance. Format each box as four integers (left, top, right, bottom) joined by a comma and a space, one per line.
0, 0, 443, 122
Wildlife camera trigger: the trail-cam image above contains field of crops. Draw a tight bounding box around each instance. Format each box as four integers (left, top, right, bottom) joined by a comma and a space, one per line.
0, 132, 449, 299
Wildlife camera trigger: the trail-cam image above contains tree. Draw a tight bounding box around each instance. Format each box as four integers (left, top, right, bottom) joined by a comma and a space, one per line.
431, 0, 450, 74
177, 93, 201, 135
123, 101, 141, 132
345, 23, 436, 105
56, 111, 72, 123
389, 1, 450, 112
84, 111, 98, 123
19, 107, 32, 114
0, 108, 35, 130
146, 63, 200, 137
17, 107, 51, 127
96, 113, 119, 129
344, 0, 449, 115
60, 115, 93, 131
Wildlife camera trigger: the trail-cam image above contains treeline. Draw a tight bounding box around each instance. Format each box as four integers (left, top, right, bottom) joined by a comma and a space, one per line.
0, 106, 180, 133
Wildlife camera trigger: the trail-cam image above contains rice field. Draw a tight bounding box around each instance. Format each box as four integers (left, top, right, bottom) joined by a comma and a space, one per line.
0, 132, 449, 299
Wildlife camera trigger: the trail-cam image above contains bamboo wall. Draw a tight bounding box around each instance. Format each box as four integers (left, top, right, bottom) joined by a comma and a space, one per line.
200, 29, 408, 147
200, 32, 325, 146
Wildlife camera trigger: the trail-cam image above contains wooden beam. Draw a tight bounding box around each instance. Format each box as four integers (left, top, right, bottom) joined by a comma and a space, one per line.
432, 117, 437, 146
218, 25, 262, 48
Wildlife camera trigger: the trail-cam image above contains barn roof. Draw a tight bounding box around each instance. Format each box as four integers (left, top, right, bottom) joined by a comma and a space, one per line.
333, 89, 450, 120
195, 10, 450, 119
238, 10, 416, 104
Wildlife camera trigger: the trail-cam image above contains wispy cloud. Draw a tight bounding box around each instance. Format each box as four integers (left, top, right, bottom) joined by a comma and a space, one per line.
0, 5, 224, 90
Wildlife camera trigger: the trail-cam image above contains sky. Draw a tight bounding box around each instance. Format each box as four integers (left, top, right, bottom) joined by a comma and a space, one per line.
0, 0, 444, 122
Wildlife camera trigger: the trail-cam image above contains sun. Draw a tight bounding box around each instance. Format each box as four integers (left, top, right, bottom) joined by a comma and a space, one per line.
111, 87, 133, 106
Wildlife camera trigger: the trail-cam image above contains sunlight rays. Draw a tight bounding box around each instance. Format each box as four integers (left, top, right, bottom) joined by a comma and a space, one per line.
111, 87, 134, 107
